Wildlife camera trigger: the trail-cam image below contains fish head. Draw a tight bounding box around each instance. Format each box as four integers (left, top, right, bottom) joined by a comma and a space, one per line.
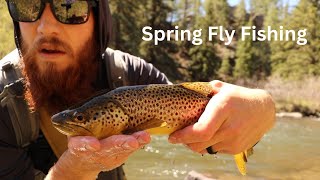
51, 108, 95, 137
51, 96, 128, 139
51, 96, 117, 139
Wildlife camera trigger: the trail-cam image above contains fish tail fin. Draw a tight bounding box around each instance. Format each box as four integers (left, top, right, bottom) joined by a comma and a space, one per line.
233, 147, 254, 176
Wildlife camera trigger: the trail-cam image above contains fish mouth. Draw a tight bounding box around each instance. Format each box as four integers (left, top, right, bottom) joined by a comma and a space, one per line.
52, 122, 93, 137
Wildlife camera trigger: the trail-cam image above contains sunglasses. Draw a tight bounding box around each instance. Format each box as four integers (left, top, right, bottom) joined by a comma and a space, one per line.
6, 0, 97, 24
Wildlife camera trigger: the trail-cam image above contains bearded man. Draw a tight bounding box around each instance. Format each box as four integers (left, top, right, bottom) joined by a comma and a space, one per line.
0, 0, 275, 179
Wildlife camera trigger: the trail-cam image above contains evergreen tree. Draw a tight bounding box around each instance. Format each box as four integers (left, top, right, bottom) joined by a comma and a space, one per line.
234, 20, 255, 79
233, 0, 247, 36
271, 0, 320, 79
0, 1, 15, 58
187, 0, 230, 81
139, 0, 181, 80
188, 42, 220, 81
109, 0, 146, 54
250, 0, 278, 16
203, 0, 229, 27
218, 53, 234, 81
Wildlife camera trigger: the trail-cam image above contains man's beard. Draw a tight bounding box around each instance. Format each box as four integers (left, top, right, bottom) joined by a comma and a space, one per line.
21, 36, 99, 115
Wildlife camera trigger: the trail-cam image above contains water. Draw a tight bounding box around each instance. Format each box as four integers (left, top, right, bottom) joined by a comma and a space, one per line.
124, 118, 320, 180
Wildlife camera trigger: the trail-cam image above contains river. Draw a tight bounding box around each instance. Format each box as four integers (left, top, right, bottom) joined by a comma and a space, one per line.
123, 117, 320, 180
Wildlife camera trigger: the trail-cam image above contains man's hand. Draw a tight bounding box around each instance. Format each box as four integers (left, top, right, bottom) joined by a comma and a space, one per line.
46, 131, 150, 180
169, 80, 275, 155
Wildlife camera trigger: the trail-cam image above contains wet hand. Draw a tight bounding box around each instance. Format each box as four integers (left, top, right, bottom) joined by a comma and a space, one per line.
169, 80, 275, 155
47, 131, 150, 179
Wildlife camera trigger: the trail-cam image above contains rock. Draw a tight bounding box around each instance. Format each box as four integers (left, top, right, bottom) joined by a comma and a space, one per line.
276, 112, 303, 118
184, 171, 216, 180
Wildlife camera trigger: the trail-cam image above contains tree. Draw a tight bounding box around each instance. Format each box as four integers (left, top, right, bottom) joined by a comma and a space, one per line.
108, 0, 146, 55
234, 20, 255, 79
203, 0, 229, 28
0, 1, 15, 59
139, 0, 181, 80
187, 0, 230, 81
188, 42, 220, 81
271, 0, 320, 79
250, 0, 278, 16
233, 0, 247, 36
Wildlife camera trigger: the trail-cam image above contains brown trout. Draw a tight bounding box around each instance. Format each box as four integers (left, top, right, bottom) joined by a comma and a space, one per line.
51, 82, 253, 175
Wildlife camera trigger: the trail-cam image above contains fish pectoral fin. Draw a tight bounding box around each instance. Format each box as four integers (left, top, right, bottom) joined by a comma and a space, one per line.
146, 122, 175, 135
123, 118, 165, 134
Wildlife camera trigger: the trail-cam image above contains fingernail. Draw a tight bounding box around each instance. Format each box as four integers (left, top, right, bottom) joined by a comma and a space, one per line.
168, 136, 178, 144
84, 144, 96, 151
137, 137, 147, 144
132, 131, 150, 145
137, 134, 150, 144
122, 140, 139, 149
81, 138, 98, 151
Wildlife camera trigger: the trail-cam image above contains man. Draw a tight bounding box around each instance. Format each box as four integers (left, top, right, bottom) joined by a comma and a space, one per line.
0, 0, 275, 179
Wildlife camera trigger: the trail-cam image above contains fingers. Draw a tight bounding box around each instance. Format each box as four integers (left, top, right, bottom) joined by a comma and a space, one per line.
185, 128, 227, 153
68, 136, 101, 155
169, 93, 229, 144
67, 131, 151, 172
99, 131, 150, 154
131, 131, 151, 145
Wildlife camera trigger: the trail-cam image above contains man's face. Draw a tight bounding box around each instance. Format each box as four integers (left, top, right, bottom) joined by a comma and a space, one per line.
19, 4, 95, 73
19, 3, 99, 113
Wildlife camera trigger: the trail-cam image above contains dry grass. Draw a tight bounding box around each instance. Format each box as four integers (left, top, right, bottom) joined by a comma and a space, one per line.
263, 77, 320, 116
235, 77, 320, 116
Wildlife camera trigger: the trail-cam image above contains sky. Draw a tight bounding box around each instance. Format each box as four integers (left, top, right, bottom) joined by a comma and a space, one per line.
227, 0, 300, 8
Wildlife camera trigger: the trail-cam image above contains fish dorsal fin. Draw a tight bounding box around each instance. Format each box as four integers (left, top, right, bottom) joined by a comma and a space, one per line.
180, 82, 214, 98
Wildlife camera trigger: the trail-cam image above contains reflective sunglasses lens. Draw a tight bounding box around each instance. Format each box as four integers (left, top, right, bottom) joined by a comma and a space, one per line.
52, 0, 89, 24
7, 0, 42, 22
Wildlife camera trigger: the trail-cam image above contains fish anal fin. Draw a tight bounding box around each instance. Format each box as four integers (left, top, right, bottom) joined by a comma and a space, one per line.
234, 152, 247, 176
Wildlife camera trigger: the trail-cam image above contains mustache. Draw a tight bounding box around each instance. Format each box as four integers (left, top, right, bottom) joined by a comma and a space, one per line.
27, 36, 74, 56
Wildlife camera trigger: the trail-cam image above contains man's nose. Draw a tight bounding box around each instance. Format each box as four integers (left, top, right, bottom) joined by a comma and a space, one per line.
37, 4, 61, 36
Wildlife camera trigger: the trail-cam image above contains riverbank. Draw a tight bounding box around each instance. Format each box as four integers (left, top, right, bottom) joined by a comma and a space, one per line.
236, 77, 320, 118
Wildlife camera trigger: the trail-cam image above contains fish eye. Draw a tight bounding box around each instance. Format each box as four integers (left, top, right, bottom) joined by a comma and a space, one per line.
73, 112, 85, 122
77, 115, 84, 121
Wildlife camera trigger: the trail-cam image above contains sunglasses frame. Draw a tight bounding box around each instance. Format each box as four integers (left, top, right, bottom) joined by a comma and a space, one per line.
6, 0, 97, 24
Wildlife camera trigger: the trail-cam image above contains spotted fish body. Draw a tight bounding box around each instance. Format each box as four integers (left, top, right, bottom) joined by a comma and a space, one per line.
52, 82, 252, 175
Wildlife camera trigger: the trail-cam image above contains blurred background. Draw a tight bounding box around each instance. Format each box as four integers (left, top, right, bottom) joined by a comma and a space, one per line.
2, 0, 319, 116
1, 0, 320, 179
